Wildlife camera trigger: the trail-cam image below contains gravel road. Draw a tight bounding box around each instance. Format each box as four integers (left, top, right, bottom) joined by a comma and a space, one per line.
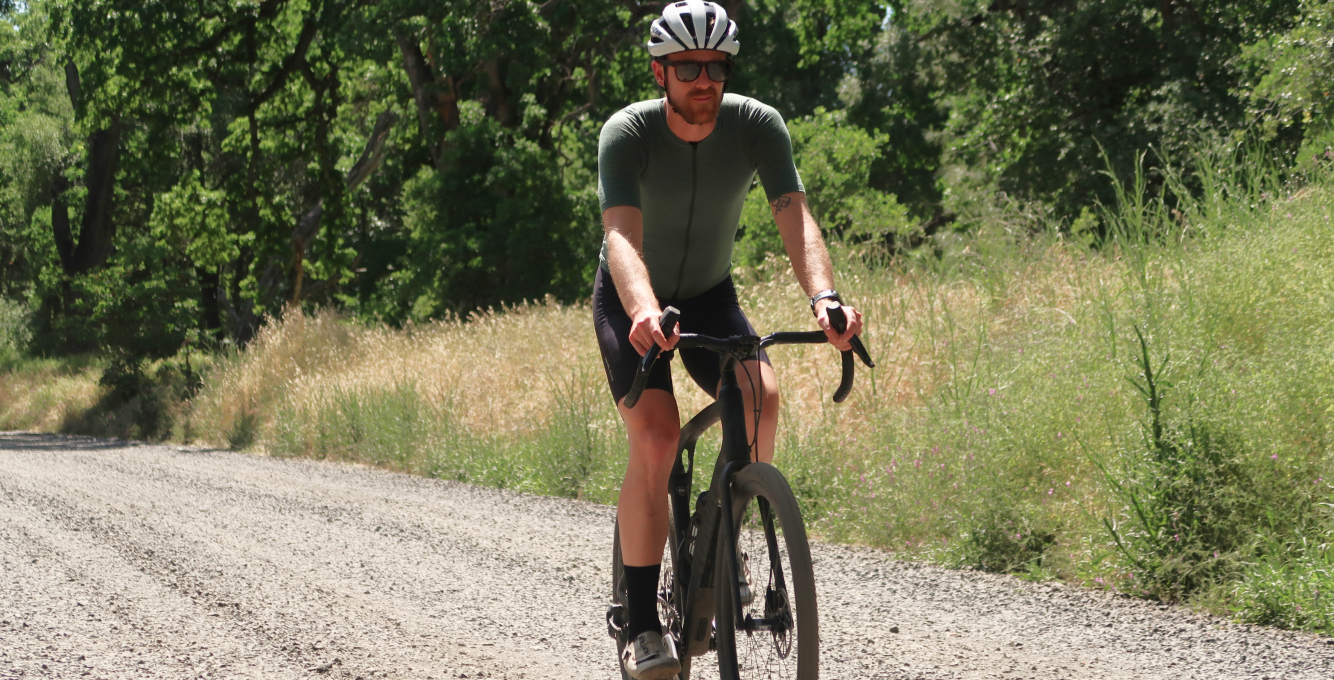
2, 432, 1331, 679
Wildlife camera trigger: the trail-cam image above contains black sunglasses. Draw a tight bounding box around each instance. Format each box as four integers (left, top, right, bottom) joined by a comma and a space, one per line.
658, 59, 733, 83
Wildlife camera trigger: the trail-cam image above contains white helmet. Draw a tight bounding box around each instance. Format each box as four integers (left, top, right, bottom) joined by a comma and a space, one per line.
647, 0, 740, 57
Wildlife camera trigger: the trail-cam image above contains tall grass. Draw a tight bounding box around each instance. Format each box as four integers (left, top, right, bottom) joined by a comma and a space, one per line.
0, 353, 206, 440
191, 303, 629, 501
0, 355, 104, 432
191, 155, 1334, 633
0, 298, 29, 368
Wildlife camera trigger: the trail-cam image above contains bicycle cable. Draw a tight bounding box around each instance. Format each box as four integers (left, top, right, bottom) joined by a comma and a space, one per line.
738, 357, 764, 460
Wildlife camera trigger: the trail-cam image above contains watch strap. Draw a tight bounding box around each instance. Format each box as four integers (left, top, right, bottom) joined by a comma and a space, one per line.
809, 289, 841, 312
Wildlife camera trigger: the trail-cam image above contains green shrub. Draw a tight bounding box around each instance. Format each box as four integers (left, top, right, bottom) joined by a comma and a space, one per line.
0, 297, 29, 366
1096, 327, 1258, 598
1234, 534, 1334, 635
734, 108, 914, 268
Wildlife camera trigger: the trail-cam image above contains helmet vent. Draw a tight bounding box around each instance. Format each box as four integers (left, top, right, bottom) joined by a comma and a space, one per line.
647, 0, 740, 57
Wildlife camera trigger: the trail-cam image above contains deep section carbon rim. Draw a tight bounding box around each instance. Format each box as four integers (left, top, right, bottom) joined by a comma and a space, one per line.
717, 463, 818, 680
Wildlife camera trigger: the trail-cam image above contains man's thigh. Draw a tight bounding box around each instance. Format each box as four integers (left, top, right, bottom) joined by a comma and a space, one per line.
676, 279, 770, 397
593, 268, 674, 404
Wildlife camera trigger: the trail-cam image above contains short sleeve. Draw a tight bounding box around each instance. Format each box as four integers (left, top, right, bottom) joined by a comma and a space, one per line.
598, 109, 649, 212
745, 102, 804, 202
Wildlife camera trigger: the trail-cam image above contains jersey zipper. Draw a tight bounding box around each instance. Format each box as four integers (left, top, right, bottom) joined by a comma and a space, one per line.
671, 141, 699, 299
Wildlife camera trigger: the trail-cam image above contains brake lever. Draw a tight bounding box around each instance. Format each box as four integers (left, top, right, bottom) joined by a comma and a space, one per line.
622, 306, 680, 409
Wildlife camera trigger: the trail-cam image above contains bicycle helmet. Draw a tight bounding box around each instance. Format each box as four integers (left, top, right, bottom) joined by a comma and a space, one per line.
647, 0, 740, 57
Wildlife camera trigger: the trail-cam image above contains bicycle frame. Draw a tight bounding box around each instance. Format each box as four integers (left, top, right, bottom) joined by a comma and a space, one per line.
671, 345, 764, 657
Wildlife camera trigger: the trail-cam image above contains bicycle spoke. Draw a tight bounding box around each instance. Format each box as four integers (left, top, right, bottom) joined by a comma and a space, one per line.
733, 499, 802, 678
714, 463, 818, 680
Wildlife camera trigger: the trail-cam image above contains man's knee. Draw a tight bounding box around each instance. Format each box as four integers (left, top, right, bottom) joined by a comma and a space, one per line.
621, 390, 680, 456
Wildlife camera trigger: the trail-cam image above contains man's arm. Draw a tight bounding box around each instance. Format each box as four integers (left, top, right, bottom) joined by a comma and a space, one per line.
604, 206, 678, 355
771, 192, 864, 349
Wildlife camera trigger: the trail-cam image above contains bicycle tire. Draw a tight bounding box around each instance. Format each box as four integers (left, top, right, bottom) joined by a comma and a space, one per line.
612, 501, 691, 680
715, 463, 818, 680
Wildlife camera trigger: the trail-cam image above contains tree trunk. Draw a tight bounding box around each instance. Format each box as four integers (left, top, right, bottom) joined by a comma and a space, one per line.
54, 63, 122, 276
50, 175, 74, 272
482, 57, 515, 127
393, 27, 459, 168
71, 124, 121, 274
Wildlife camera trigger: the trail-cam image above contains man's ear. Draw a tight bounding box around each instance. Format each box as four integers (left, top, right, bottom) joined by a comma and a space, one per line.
651, 60, 665, 88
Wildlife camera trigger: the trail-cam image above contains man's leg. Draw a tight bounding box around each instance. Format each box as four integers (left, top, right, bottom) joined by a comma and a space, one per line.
616, 388, 681, 640
731, 358, 781, 463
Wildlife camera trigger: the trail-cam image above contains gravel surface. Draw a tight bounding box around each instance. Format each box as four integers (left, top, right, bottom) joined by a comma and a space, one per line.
2, 432, 1330, 679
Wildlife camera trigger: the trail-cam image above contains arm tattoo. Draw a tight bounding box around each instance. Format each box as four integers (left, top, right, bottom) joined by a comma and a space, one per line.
770, 195, 792, 213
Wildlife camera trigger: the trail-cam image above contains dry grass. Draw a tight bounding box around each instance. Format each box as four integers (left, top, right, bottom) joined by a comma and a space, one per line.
0, 359, 104, 432
188, 235, 1127, 513
191, 243, 1114, 460
193, 301, 606, 447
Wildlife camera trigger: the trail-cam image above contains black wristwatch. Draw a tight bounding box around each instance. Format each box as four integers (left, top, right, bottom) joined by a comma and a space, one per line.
809, 289, 842, 313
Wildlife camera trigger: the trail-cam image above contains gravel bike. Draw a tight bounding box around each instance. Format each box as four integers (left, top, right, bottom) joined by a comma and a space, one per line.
608, 304, 874, 680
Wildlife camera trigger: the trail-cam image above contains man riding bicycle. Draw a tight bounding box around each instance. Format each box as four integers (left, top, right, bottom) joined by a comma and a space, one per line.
596, 2, 864, 677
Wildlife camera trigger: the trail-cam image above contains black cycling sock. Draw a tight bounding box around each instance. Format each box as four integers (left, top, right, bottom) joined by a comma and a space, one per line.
623, 563, 664, 639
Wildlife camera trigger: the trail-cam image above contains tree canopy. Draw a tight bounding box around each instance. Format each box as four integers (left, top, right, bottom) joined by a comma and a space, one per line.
0, 0, 1325, 362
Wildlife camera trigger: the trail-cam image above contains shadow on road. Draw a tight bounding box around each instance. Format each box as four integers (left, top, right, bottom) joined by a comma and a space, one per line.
0, 432, 138, 452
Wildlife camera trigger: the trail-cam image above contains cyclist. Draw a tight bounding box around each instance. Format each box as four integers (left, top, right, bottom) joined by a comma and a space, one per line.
596, 2, 863, 677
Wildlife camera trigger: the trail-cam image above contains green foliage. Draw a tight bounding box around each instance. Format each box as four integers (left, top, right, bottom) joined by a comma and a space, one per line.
3, 0, 1327, 363
843, 23, 947, 219
1240, 0, 1334, 171
953, 504, 1058, 575
727, 0, 883, 117
890, 0, 1306, 216
1095, 327, 1256, 598
0, 295, 28, 364
393, 104, 598, 319
0, 10, 76, 299
149, 171, 240, 272
1234, 535, 1334, 635
735, 108, 912, 267
60, 229, 200, 364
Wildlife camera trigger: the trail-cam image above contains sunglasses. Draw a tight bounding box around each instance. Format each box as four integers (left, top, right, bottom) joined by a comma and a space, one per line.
658, 59, 733, 83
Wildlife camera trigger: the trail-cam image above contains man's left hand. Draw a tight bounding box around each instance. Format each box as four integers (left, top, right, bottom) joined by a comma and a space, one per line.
814, 300, 863, 351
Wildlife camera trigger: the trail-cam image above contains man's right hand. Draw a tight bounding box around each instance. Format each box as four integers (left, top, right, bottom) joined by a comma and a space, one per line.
629, 307, 680, 356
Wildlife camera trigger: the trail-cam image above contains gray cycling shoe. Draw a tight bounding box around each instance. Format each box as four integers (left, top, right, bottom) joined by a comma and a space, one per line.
622, 629, 681, 680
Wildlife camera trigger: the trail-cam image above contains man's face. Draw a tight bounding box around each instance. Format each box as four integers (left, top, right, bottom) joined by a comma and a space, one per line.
653, 49, 728, 125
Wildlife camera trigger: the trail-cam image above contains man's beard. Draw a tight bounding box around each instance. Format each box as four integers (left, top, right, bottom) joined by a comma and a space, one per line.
667, 86, 721, 125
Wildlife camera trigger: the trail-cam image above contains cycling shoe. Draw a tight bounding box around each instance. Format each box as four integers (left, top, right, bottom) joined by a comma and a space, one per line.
622, 629, 680, 680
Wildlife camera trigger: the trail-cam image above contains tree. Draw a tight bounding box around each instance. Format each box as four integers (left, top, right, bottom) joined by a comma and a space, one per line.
1239, 0, 1334, 172
877, 0, 1305, 219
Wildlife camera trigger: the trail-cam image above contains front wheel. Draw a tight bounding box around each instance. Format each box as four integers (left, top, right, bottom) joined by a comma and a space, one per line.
715, 463, 818, 679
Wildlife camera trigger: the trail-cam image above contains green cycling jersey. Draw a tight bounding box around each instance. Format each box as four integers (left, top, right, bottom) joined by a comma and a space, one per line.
597, 93, 804, 300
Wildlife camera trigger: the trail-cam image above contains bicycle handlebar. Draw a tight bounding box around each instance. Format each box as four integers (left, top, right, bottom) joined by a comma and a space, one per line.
622, 306, 680, 408
622, 304, 875, 408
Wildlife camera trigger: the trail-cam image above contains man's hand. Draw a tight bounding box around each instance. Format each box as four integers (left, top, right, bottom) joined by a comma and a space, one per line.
629, 307, 680, 356
814, 299, 863, 351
